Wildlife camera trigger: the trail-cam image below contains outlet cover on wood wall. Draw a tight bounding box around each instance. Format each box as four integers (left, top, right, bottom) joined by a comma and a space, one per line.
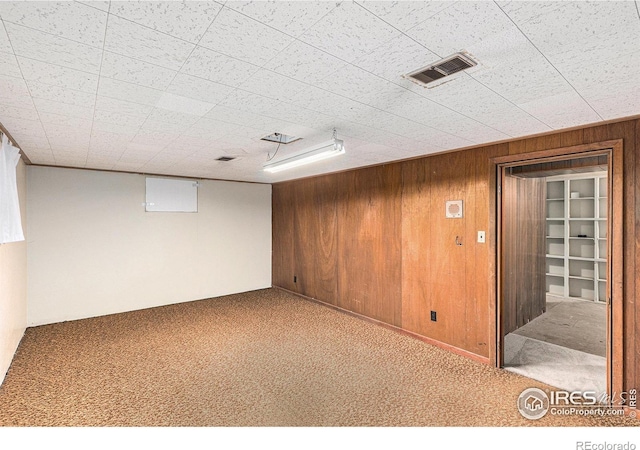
446, 200, 463, 218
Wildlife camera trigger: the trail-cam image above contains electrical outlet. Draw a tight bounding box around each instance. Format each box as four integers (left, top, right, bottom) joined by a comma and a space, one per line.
477, 230, 486, 243
430, 311, 437, 322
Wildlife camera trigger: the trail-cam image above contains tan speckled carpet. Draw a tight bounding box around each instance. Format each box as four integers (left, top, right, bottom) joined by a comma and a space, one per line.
0, 288, 637, 427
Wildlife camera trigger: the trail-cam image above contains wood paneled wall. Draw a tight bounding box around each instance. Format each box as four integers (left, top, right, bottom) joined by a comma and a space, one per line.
272, 117, 639, 391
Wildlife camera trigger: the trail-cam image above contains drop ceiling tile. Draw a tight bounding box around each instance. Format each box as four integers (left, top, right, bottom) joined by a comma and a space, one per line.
89, 132, 132, 151
0, 73, 30, 98
315, 63, 411, 110
104, 15, 195, 71
22, 145, 52, 155
242, 139, 277, 155
226, 1, 335, 38
181, 46, 259, 87
10, 131, 48, 146
85, 156, 117, 168
0, 51, 21, 78
409, 108, 492, 141
168, 136, 210, 152
51, 145, 88, 162
91, 119, 141, 135
185, 120, 240, 141
464, 26, 539, 76
155, 92, 214, 117
94, 109, 148, 129
34, 97, 92, 118
260, 102, 335, 131
0, 102, 37, 121
166, 73, 234, 104
38, 112, 93, 129
502, 1, 640, 54
94, 95, 153, 117
1, 116, 46, 139
357, 1, 454, 33
204, 105, 283, 131
212, 134, 255, 149
376, 116, 443, 143
97, 77, 163, 107
198, 8, 293, 66
89, 140, 132, 153
402, 128, 473, 150
130, 131, 176, 148
77, 2, 110, 13
472, 53, 572, 105
140, 119, 192, 136
0, 1, 108, 48
518, 91, 601, 129
18, 57, 98, 93
407, 1, 513, 57
236, 70, 308, 103
288, 85, 376, 122
218, 90, 278, 116
47, 134, 91, 150
299, 1, 400, 63
110, 161, 146, 171
545, 42, 640, 94
51, 157, 87, 168
109, 1, 222, 43
111, 161, 147, 171
589, 86, 640, 121
144, 152, 186, 165
44, 124, 92, 140
100, 51, 177, 90
351, 34, 438, 84
263, 40, 347, 84
441, 119, 509, 144
415, 76, 514, 119
4, 22, 102, 73
332, 120, 387, 143
0, 23, 13, 53
26, 80, 96, 108
146, 108, 202, 127
28, 153, 56, 165
471, 107, 551, 137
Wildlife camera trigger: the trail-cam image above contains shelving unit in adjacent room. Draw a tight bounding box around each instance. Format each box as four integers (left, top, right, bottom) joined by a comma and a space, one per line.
545, 171, 608, 303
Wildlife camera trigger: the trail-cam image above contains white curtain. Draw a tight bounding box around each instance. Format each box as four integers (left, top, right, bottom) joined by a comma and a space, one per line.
0, 134, 24, 244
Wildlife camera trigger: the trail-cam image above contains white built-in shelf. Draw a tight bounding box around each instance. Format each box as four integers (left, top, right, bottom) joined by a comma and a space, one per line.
545, 172, 607, 303
569, 275, 594, 281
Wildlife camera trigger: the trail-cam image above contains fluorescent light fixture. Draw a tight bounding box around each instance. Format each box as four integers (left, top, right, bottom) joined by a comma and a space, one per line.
263, 138, 345, 173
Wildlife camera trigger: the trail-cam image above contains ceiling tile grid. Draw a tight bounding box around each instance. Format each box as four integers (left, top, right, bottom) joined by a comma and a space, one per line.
0, 1, 637, 183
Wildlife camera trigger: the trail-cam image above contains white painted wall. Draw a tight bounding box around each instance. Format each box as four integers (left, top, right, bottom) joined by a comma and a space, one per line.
27, 166, 272, 326
0, 158, 27, 384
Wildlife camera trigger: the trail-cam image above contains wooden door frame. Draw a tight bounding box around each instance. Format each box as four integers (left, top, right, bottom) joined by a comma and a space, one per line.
490, 139, 624, 398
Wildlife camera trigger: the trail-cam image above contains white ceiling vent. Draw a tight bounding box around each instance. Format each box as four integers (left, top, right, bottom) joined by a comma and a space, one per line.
404, 52, 477, 87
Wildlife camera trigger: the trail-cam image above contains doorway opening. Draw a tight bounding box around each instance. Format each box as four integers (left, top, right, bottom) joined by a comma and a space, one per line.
493, 140, 624, 400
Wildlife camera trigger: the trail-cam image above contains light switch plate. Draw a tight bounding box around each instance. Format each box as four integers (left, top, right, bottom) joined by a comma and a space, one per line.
478, 231, 486, 243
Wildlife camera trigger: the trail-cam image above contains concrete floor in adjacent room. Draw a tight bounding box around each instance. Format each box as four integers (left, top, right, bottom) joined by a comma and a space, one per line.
504, 296, 606, 396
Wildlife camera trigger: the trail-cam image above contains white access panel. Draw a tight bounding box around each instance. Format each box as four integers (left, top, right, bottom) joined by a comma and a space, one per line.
145, 177, 198, 212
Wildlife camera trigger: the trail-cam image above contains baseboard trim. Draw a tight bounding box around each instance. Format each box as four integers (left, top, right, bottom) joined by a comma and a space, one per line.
273, 286, 490, 365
